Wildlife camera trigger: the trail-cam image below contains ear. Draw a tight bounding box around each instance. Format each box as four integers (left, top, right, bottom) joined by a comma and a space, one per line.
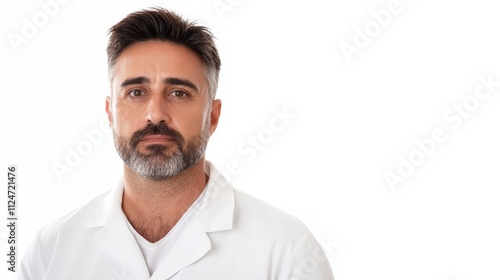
105, 96, 113, 126
209, 99, 221, 135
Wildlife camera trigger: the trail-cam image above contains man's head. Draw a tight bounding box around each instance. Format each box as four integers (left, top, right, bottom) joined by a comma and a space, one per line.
107, 7, 221, 101
105, 8, 222, 180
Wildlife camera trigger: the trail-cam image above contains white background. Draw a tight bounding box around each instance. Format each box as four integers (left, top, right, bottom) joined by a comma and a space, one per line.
1, 0, 500, 279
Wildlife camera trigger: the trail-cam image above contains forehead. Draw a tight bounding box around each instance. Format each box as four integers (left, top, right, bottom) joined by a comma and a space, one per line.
111, 41, 207, 90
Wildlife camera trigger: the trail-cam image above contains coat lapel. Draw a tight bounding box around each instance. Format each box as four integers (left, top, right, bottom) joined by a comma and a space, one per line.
85, 180, 151, 279
82, 162, 235, 280
150, 216, 211, 279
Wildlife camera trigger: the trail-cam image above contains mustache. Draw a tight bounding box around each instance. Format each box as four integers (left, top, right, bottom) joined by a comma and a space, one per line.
129, 122, 185, 149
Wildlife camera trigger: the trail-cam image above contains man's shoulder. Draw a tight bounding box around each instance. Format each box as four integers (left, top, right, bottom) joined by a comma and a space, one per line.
40, 190, 111, 238
232, 188, 310, 239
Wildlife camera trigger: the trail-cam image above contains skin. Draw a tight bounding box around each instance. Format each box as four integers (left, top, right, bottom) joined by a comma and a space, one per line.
105, 40, 221, 243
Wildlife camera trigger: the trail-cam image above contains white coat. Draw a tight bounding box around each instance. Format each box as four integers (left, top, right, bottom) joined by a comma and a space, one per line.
19, 162, 334, 280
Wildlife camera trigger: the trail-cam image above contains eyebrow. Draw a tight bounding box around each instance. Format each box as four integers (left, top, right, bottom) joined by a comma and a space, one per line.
119, 76, 199, 93
120, 76, 150, 88
164, 77, 199, 93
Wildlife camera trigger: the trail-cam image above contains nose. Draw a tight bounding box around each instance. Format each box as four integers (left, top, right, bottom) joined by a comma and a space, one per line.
144, 93, 169, 124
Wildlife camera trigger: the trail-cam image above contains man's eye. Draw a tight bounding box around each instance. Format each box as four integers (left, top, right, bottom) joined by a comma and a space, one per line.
127, 89, 144, 97
170, 90, 188, 98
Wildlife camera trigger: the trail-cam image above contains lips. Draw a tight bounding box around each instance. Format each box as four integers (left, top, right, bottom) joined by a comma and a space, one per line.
129, 122, 184, 149
140, 135, 174, 143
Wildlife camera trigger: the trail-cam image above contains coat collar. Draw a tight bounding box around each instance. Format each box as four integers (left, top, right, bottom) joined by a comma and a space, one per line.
84, 160, 234, 233
83, 161, 234, 279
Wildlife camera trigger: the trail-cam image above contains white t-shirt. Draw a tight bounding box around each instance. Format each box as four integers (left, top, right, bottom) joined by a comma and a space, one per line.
126, 186, 208, 276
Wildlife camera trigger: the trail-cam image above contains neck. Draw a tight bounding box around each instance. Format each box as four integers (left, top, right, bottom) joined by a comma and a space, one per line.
121, 159, 208, 242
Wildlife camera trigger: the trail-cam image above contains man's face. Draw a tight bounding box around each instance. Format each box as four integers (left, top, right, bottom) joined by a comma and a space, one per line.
106, 41, 221, 180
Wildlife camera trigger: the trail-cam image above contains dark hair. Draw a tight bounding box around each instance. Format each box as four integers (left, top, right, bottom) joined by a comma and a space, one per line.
107, 7, 221, 100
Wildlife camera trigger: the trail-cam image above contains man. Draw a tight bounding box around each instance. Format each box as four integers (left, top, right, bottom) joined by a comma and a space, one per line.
19, 7, 334, 280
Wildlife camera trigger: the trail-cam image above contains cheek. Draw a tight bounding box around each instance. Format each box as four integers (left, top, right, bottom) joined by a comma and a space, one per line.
174, 105, 208, 138
112, 103, 144, 136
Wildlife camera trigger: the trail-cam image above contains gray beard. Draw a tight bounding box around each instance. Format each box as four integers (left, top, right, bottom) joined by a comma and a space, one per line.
114, 121, 210, 180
